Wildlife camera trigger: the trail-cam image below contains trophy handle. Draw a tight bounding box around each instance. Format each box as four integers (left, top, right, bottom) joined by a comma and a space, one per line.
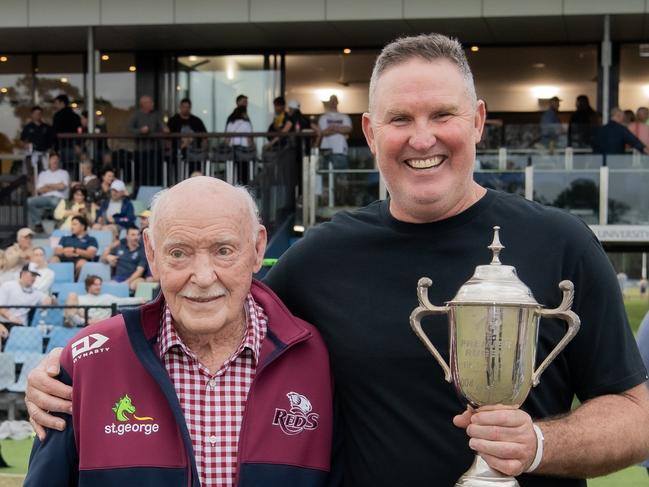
409, 277, 452, 383
532, 280, 581, 387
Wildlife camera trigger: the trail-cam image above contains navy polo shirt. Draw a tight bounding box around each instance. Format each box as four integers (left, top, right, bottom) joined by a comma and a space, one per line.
112, 240, 147, 279
58, 234, 98, 251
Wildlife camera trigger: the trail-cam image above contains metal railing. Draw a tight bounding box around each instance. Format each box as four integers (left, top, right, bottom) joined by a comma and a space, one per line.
0, 174, 29, 245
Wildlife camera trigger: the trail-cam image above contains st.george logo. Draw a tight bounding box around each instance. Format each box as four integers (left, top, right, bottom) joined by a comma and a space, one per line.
71, 333, 110, 362
105, 394, 159, 436
272, 392, 319, 435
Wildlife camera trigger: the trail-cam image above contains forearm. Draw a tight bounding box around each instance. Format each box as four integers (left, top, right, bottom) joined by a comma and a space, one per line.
537, 384, 649, 478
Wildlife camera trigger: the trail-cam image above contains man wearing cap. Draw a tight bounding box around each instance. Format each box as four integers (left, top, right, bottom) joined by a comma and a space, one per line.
0, 228, 34, 284
138, 209, 151, 231
95, 179, 135, 231
539, 96, 562, 151
51, 215, 98, 279
27, 152, 70, 234
0, 263, 54, 331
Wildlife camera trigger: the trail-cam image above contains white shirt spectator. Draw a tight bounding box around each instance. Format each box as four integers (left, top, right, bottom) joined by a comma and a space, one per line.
37, 168, 70, 199
33, 268, 55, 294
318, 112, 352, 155
226, 119, 253, 147
0, 280, 47, 325
78, 293, 144, 322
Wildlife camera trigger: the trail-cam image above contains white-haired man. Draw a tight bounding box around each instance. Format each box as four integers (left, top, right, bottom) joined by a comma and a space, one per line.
25, 177, 334, 487
26, 34, 649, 487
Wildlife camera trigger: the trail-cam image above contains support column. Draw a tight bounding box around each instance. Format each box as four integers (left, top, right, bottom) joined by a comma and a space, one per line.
600, 15, 611, 124
86, 26, 95, 134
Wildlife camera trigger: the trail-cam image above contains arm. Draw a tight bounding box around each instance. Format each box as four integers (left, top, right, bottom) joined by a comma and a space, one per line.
53, 200, 69, 221
623, 127, 646, 153
101, 241, 120, 266
0, 308, 22, 325
74, 246, 97, 261
126, 265, 145, 287
23, 366, 78, 487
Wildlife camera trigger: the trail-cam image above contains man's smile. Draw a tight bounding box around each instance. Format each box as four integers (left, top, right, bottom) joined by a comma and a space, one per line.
404, 155, 447, 169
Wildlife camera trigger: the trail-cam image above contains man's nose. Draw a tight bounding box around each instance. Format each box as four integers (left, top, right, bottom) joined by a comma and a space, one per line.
408, 122, 436, 152
190, 253, 217, 286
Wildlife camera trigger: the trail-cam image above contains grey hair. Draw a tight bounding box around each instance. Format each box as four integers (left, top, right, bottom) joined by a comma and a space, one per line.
146, 184, 261, 247
368, 33, 477, 112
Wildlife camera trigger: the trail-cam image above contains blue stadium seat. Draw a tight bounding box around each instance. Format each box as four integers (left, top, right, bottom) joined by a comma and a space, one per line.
4, 327, 44, 363
51, 282, 86, 303
135, 186, 163, 207
49, 262, 75, 283
0, 353, 16, 391
102, 282, 130, 297
7, 353, 45, 393
51, 229, 71, 238
77, 262, 112, 283
89, 229, 114, 255
46, 327, 81, 353
30, 307, 65, 328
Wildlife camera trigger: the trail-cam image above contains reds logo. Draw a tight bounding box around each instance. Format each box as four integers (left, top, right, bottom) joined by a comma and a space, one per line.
272, 392, 319, 435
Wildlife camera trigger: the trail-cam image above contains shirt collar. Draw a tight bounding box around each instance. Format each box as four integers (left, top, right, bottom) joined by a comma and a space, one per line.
158, 293, 267, 370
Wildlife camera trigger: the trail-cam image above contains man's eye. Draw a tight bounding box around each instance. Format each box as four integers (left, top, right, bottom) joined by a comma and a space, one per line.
170, 249, 185, 258
217, 247, 234, 256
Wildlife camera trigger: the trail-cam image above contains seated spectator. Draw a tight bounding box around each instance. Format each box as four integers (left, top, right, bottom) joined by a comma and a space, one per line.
101, 225, 146, 291
79, 161, 100, 197
64, 275, 145, 326
90, 166, 115, 205
51, 215, 98, 279
53, 184, 98, 230
0, 228, 34, 285
31, 247, 54, 294
138, 209, 150, 231
27, 152, 70, 234
0, 263, 54, 331
94, 179, 135, 232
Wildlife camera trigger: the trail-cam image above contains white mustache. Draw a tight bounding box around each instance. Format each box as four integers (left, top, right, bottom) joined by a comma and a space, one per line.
179, 288, 226, 300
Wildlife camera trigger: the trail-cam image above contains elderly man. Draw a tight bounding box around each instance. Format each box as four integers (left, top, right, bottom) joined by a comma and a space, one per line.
27, 34, 649, 487
24, 177, 334, 487
0, 227, 34, 284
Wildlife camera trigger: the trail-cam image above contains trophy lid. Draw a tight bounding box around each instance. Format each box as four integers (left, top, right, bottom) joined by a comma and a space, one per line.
448, 226, 540, 307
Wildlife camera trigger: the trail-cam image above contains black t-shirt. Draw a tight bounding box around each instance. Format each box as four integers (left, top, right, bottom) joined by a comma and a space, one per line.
264, 190, 647, 487
21, 122, 54, 151
167, 114, 207, 134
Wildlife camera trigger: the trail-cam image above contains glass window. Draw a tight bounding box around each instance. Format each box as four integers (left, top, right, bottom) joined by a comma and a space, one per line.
619, 44, 649, 111
177, 55, 279, 133
97, 52, 136, 133
35, 54, 84, 121
0, 55, 33, 153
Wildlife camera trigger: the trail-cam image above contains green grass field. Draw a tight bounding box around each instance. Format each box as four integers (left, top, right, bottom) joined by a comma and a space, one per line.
0, 295, 647, 486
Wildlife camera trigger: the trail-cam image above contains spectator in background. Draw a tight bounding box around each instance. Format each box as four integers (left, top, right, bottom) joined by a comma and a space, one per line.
79, 161, 100, 197
539, 95, 562, 151
51, 215, 98, 279
128, 95, 168, 184
53, 184, 97, 230
225, 105, 255, 183
264, 96, 293, 150
0, 228, 34, 284
138, 208, 150, 231
167, 98, 207, 177
623, 109, 635, 126
101, 225, 146, 291
27, 152, 70, 234
52, 94, 81, 163
0, 263, 54, 330
91, 166, 115, 206
21, 106, 54, 175
568, 95, 599, 148
31, 247, 54, 294
593, 107, 649, 155
226, 94, 249, 125
318, 94, 352, 169
627, 107, 649, 148
64, 275, 145, 326
94, 179, 135, 232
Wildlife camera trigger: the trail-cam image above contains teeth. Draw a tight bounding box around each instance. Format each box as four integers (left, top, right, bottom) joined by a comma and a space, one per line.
406, 156, 445, 169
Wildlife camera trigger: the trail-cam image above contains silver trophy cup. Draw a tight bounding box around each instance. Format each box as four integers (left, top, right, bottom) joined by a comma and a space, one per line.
410, 226, 580, 487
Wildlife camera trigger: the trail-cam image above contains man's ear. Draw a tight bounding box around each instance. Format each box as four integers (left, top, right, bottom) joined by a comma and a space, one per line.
473, 99, 487, 144
362, 113, 377, 155
252, 225, 268, 273
142, 229, 159, 280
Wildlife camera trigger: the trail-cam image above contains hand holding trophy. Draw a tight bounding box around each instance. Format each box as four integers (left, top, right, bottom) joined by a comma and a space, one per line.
410, 226, 580, 487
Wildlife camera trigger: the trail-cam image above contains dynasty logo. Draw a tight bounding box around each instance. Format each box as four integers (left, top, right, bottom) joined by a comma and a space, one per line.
105, 394, 159, 436
272, 392, 319, 435
71, 333, 109, 363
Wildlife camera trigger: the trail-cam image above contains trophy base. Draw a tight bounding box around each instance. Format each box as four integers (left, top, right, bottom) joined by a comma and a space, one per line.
455, 455, 519, 487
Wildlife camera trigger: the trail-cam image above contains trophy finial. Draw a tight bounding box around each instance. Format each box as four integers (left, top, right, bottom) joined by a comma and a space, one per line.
488, 226, 505, 265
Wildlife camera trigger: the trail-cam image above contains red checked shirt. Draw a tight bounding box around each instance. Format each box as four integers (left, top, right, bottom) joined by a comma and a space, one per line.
159, 295, 268, 486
